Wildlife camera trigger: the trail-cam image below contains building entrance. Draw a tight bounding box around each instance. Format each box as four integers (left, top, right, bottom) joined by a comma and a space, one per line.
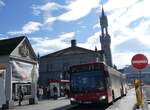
12, 83, 31, 101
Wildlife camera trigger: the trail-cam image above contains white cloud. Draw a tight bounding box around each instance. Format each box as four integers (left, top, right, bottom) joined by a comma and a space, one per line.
32, 0, 99, 23
106, 0, 150, 38
0, 0, 5, 6
78, 32, 101, 50
31, 37, 69, 54
58, 0, 99, 21
93, 23, 100, 29
8, 21, 42, 35
29, 0, 99, 32
22, 21, 42, 33
60, 32, 75, 40
113, 52, 135, 69
32, 2, 64, 16
30, 32, 75, 55
44, 17, 57, 24
32, 2, 65, 30
101, 0, 150, 68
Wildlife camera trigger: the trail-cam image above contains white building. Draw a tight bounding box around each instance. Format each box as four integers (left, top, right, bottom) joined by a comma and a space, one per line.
0, 36, 38, 109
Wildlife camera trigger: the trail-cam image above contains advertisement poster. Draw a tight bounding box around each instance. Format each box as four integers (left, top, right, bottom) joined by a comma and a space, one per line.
12, 61, 34, 82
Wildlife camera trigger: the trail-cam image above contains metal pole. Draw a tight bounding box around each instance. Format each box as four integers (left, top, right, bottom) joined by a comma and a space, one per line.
139, 70, 142, 96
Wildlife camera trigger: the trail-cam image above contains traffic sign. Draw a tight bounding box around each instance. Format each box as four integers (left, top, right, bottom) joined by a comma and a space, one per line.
131, 54, 148, 70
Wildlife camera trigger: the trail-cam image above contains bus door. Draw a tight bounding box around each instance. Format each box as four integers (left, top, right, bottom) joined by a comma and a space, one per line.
0, 69, 6, 108
105, 73, 112, 102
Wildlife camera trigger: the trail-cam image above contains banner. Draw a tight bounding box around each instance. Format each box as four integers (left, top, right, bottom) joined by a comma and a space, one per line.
31, 65, 39, 83
12, 61, 34, 82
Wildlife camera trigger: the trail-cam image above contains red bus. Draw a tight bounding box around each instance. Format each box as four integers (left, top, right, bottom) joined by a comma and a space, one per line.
69, 62, 127, 105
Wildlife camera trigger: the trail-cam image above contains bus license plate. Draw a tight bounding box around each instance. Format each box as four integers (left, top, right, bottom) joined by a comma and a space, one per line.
83, 101, 92, 104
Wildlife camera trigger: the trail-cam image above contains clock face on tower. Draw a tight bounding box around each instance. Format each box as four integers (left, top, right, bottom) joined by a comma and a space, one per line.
19, 43, 29, 57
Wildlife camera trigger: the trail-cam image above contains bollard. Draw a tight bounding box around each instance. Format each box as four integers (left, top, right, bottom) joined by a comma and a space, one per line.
134, 79, 142, 108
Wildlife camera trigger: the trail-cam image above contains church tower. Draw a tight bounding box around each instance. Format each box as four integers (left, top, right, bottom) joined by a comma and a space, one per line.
100, 5, 113, 67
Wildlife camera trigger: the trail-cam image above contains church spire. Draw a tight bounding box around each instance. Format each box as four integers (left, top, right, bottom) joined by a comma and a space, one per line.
100, 5, 108, 35
99, 5, 113, 67
101, 4, 105, 17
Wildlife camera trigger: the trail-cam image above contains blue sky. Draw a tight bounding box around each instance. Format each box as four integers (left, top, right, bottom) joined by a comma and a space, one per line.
0, 0, 150, 69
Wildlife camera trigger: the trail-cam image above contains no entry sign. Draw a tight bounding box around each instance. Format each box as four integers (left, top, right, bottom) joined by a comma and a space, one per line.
131, 54, 148, 70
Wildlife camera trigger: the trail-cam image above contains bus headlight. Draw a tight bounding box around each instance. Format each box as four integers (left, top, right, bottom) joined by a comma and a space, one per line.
70, 98, 76, 101
99, 96, 106, 100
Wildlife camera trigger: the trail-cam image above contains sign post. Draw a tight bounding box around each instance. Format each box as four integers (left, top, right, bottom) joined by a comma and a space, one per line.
131, 53, 148, 108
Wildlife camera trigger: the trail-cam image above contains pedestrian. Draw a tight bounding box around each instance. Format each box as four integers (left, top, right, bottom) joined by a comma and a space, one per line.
53, 86, 58, 100
46, 87, 50, 99
66, 88, 70, 98
38, 86, 43, 101
60, 87, 64, 97
18, 86, 24, 106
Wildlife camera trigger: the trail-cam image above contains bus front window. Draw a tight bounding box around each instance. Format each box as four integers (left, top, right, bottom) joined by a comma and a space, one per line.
71, 71, 105, 92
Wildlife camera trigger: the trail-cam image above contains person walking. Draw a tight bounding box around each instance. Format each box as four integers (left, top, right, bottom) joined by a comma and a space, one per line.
38, 86, 43, 101
18, 86, 24, 106
46, 87, 50, 99
53, 86, 58, 100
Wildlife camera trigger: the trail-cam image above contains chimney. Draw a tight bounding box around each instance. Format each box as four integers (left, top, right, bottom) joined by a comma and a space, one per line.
71, 39, 76, 47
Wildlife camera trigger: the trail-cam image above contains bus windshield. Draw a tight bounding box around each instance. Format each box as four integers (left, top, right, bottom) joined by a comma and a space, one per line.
70, 71, 105, 92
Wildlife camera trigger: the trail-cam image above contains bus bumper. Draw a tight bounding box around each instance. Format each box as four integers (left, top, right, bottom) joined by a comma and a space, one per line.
70, 97, 108, 105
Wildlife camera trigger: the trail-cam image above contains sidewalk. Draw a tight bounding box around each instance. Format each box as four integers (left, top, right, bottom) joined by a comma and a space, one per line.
106, 89, 137, 110
9, 97, 70, 110
136, 89, 149, 110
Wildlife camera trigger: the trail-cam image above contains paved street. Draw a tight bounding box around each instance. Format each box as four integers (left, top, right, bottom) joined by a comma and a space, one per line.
8, 89, 150, 110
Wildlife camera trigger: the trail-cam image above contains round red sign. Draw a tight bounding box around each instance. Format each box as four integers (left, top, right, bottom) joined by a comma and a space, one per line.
131, 54, 148, 70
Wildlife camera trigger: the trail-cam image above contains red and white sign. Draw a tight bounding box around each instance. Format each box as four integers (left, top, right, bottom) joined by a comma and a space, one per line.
131, 54, 148, 70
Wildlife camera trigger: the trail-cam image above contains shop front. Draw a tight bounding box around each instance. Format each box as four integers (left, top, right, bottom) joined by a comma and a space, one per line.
11, 61, 38, 101
0, 36, 39, 109
48, 79, 69, 98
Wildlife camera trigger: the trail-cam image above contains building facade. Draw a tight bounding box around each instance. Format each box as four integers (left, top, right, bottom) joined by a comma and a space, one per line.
39, 6, 114, 97
0, 36, 38, 108
39, 40, 104, 86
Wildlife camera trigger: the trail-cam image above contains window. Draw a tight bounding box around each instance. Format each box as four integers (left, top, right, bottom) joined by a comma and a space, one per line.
71, 71, 105, 92
47, 63, 53, 72
49, 64, 53, 71
63, 63, 69, 71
